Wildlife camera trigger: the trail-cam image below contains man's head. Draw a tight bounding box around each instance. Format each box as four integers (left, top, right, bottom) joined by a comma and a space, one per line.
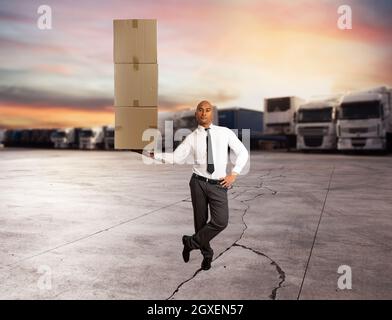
195, 100, 213, 128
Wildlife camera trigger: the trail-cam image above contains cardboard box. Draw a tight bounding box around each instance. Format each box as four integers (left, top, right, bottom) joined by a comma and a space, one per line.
113, 19, 157, 64
114, 63, 158, 107
115, 107, 158, 150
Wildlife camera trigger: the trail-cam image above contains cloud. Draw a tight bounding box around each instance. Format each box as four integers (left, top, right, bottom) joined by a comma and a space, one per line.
33, 64, 74, 75
0, 86, 112, 110
0, 36, 69, 54
159, 89, 239, 111
0, 104, 114, 129
0, 9, 31, 23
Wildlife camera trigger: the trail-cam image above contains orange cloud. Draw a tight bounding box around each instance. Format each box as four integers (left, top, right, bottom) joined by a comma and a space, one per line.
33, 64, 74, 76
0, 104, 114, 129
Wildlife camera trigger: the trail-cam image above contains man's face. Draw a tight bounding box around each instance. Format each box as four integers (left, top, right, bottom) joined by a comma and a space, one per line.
195, 103, 213, 127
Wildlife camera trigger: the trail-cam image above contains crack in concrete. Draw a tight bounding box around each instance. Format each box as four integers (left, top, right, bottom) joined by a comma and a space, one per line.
260, 186, 278, 195
233, 243, 285, 300
166, 267, 204, 300
168, 171, 286, 300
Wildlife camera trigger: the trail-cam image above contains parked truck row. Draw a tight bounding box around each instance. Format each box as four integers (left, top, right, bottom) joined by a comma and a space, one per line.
0, 108, 264, 150
263, 86, 392, 152
2, 126, 114, 150
2, 87, 391, 153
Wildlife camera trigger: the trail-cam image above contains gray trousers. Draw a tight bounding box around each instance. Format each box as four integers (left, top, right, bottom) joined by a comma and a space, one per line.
188, 175, 229, 259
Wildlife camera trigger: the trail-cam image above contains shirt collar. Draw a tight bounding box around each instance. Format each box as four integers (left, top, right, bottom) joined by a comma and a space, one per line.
197, 123, 214, 131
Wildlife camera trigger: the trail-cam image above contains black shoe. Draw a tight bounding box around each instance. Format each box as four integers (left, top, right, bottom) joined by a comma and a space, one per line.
182, 235, 191, 263
201, 257, 212, 270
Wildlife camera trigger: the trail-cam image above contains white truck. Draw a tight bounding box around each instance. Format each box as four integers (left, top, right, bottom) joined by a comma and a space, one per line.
264, 96, 305, 149
337, 86, 392, 151
102, 125, 114, 150
51, 128, 78, 149
296, 97, 341, 150
0, 129, 5, 148
79, 127, 105, 150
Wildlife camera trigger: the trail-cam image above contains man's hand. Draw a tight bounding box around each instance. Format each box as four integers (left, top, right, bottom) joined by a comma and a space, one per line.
142, 150, 154, 158
219, 173, 238, 188
142, 150, 165, 163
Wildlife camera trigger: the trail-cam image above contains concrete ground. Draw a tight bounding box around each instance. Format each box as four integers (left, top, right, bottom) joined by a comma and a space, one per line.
0, 148, 391, 300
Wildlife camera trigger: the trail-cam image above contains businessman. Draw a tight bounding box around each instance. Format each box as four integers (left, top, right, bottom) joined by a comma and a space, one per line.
154, 100, 249, 270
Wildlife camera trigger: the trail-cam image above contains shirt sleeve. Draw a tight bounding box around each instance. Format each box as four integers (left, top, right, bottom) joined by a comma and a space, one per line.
154, 134, 193, 164
227, 129, 249, 175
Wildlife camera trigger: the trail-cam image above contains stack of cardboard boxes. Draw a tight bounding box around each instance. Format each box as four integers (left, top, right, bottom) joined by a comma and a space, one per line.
113, 19, 158, 150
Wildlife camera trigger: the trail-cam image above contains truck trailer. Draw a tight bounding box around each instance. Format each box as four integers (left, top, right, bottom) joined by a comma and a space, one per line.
264, 96, 304, 149
218, 108, 263, 149
218, 108, 263, 135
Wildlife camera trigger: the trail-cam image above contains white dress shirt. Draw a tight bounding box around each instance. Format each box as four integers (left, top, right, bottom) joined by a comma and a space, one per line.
155, 124, 249, 179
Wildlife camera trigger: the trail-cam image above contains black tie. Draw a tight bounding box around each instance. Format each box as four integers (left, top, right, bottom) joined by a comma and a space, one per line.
205, 128, 215, 174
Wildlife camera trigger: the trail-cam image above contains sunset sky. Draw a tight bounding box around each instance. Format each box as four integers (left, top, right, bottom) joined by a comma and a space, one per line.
0, 0, 391, 129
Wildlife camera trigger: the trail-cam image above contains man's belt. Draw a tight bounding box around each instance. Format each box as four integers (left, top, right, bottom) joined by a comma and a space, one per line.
192, 173, 221, 185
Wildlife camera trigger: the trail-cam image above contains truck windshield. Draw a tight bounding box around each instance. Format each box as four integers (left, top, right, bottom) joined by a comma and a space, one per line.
53, 132, 66, 138
80, 130, 94, 137
298, 107, 332, 123
266, 97, 291, 112
339, 101, 381, 120
106, 130, 114, 138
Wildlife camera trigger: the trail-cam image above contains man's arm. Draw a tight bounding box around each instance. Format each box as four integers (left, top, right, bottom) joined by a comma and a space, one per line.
228, 129, 249, 175
220, 129, 249, 188
154, 134, 193, 164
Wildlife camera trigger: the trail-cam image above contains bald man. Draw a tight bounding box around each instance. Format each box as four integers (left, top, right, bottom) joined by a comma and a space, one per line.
154, 101, 249, 270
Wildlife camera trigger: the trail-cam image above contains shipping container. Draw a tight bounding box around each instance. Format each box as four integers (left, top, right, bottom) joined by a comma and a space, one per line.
218, 108, 263, 137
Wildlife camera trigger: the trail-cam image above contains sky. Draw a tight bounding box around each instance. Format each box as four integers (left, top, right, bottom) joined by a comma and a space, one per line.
0, 0, 391, 129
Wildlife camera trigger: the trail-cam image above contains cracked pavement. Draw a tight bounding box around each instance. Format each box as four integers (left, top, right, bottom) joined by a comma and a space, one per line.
0, 148, 391, 299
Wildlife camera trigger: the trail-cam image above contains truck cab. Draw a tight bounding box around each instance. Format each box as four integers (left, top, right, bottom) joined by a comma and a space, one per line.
103, 125, 114, 150
0, 129, 5, 148
79, 127, 104, 150
337, 87, 392, 151
51, 128, 75, 149
296, 98, 340, 150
